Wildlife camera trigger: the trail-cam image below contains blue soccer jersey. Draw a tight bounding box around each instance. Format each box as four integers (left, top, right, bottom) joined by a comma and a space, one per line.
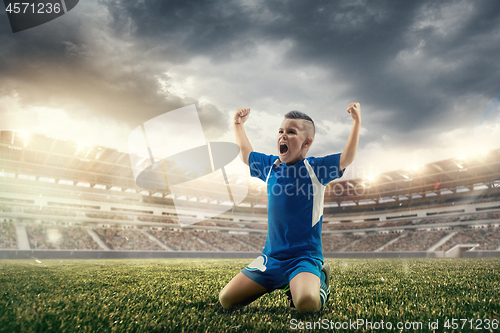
249, 151, 344, 261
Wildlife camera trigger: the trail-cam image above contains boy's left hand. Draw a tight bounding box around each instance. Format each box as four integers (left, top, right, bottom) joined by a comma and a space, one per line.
347, 102, 361, 122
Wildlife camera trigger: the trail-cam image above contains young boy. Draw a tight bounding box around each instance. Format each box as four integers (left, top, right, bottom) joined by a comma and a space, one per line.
219, 103, 361, 313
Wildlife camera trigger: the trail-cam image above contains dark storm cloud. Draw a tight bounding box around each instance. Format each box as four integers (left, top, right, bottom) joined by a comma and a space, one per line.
0, 2, 228, 139
100, 0, 257, 64
100, 0, 500, 144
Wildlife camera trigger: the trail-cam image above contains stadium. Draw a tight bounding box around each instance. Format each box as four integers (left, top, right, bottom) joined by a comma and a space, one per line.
1, 129, 500, 332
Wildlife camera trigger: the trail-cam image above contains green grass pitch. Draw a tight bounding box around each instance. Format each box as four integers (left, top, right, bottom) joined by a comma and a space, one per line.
1, 258, 499, 332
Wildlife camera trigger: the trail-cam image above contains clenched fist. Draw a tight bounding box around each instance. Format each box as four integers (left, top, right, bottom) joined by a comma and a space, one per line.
234, 108, 250, 125
347, 103, 361, 122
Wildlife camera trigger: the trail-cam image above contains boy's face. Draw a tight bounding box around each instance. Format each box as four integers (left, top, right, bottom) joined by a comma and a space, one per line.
277, 118, 312, 165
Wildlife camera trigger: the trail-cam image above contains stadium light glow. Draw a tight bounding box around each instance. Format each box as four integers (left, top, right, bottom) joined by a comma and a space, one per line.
16, 132, 30, 147
410, 165, 423, 172
75, 143, 93, 156
364, 174, 377, 183
46, 134, 67, 141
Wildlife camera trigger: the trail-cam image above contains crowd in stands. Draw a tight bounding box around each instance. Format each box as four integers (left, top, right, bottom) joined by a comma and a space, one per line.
0, 221, 17, 249
5, 219, 500, 252
382, 220, 415, 227
27, 225, 58, 249
321, 212, 500, 231
25, 207, 76, 217
210, 217, 233, 221
417, 212, 500, 225
193, 221, 216, 227
86, 212, 133, 221
0, 197, 33, 204
213, 222, 245, 228
462, 213, 500, 221
383, 230, 449, 251
437, 226, 500, 251
57, 227, 101, 250
94, 228, 162, 250
244, 223, 268, 230
322, 234, 363, 252
343, 233, 401, 252
322, 222, 378, 231
192, 231, 258, 251
323, 194, 500, 217
148, 230, 213, 251
137, 216, 176, 224
241, 233, 266, 250
322, 223, 342, 230
230, 233, 264, 251
26, 225, 100, 250
417, 216, 462, 225
191, 231, 224, 251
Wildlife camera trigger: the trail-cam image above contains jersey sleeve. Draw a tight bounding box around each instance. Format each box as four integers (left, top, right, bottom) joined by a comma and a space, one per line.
309, 153, 345, 186
248, 151, 278, 182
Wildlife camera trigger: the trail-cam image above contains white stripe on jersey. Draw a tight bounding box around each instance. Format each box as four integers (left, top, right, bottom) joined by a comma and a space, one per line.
304, 159, 326, 227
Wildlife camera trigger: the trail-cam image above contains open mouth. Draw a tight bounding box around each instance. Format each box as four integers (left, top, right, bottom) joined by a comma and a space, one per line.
279, 142, 289, 155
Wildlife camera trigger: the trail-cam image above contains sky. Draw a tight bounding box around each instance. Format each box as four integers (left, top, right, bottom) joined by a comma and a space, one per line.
1, 0, 500, 181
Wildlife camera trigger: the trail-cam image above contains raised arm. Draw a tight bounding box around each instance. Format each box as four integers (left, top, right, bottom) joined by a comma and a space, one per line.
339, 103, 361, 170
234, 108, 253, 166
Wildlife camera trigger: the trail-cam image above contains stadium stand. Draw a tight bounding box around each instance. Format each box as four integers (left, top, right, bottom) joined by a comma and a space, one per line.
383, 230, 450, 251
86, 212, 133, 221
93, 227, 162, 251
148, 229, 214, 251
437, 226, 500, 251
232, 233, 266, 251
26, 224, 100, 250
322, 233, 363, 252
244, 223, 268, 230
138, 216, 176, 224
1, 130, 499, 258
25, 207, 76, 217
0, 221, 17, 249
343, 233, 401, 252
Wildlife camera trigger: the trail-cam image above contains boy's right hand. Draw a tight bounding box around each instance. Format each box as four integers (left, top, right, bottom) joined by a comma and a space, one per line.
234, 108, 250, 125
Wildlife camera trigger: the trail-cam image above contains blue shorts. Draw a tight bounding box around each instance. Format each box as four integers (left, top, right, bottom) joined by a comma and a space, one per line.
241, 254, 323, 291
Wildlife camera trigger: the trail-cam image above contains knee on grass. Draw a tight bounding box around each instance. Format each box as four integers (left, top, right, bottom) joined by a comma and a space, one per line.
293, 292, 321, 313
218, 290, 234, 309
